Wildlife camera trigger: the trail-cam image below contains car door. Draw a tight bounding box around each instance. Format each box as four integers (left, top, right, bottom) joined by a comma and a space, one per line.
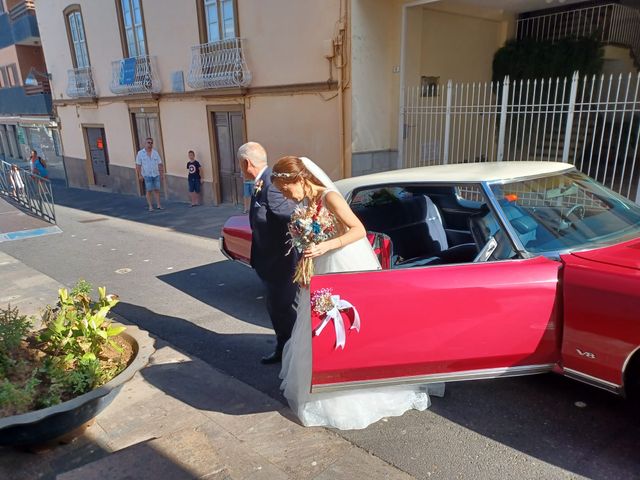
309, 256, 561, 393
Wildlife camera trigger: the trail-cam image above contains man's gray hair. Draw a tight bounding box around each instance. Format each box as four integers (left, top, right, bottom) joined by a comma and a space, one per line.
237, 141, 267, 166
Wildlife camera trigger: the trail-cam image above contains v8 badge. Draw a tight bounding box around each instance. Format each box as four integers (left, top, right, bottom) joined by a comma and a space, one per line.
576, 348, 596, 359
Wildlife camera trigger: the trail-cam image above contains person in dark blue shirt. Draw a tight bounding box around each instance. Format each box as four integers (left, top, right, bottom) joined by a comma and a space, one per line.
186, 150, 203, 206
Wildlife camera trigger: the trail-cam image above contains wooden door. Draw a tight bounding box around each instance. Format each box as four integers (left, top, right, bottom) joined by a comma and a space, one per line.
131, 111, 165, 196
213, 110, 245, 204
85, 127, 110, 187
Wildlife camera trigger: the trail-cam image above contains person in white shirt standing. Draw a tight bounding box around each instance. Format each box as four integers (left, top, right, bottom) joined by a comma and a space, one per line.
135, 137, 165, 211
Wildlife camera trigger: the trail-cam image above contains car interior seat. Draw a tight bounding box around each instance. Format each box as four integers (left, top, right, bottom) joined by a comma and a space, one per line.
468, 204, 519, 261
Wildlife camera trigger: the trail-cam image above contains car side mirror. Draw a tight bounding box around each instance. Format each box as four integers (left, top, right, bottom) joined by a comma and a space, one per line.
473, 236, 498, 263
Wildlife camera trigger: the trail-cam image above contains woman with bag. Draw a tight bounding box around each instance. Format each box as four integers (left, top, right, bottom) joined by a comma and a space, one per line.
30, 150, 48, 179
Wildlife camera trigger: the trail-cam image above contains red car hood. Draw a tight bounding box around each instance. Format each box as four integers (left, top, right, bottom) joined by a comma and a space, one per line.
570, 237, 640, 270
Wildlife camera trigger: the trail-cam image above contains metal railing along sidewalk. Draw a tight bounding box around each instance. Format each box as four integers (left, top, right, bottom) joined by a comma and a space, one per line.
0, 160, 56, 223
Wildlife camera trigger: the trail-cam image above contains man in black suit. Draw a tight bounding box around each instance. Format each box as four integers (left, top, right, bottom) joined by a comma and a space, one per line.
237, 142, 298, 364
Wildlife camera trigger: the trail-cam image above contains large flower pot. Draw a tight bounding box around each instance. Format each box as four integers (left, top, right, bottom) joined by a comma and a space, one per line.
0, 324, 154, 447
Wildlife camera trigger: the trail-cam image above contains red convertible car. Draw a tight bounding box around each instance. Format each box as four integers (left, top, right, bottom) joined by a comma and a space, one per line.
220, 162, 640, 398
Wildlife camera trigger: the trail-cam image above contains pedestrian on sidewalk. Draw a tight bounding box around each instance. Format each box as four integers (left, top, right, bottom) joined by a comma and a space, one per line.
136, 138, 165, 212
30, 150, 48, 179
9, 164, 25, 197
238, 141, 298, 364
186, 150, 203, 206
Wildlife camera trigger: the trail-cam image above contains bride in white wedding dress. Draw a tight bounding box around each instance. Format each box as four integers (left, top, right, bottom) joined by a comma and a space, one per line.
271, 156, 444, 430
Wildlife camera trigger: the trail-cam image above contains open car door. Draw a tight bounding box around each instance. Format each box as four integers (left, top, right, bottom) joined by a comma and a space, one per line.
309, 257, 561, 393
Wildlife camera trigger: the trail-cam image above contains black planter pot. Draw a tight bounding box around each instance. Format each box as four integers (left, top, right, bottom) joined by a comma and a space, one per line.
0, 324, 154, 447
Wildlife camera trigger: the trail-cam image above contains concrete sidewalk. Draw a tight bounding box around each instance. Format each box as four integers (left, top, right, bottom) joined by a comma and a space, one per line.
0, 253, 413, 480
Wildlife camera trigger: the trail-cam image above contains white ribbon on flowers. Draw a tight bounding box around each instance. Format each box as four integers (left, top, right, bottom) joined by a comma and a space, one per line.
313, 295, 360, 349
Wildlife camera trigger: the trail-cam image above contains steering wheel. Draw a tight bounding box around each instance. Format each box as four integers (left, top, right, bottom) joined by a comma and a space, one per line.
559, 204, 585, 231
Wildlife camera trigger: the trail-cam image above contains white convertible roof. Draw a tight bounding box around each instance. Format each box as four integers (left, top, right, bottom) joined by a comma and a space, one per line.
335, 161, 574, 195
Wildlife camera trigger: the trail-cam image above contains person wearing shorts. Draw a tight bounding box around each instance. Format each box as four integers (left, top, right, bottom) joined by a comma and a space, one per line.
186, 150, 203, 206
135, 138, 164, 211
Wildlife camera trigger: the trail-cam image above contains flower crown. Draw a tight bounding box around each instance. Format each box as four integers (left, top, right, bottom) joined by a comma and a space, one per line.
271, 171, 300, 179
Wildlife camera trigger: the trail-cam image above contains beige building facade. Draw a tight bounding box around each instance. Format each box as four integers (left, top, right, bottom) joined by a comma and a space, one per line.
38, 0, 347, 204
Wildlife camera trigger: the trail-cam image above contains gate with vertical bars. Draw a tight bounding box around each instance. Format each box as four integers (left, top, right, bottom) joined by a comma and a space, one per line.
401, 71, 640, 202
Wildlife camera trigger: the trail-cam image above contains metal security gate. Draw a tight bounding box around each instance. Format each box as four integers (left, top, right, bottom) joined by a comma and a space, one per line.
401, 71, 640, 201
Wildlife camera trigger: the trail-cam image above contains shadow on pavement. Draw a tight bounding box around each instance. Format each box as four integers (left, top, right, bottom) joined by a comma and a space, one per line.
141, 360, 278, 415
0, 434, 111, 480
157, 261, 268, 328
343, 373, 640, 479
52, 185, 242, 240
113, 302, 286, 401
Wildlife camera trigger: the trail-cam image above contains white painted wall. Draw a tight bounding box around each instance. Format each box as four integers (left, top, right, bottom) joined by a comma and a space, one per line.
57, 102, 133, 168
239, 0, 341, 87
419, 8, 506, 84
351, 0, 403, 154
36, 0, 123, 100
246, 93, 341, 179
351, 0, 513, 155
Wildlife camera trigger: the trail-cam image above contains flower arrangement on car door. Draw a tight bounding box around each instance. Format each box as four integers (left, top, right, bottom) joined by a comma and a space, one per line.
311, 288, 360, 349
287, 201, 337, 286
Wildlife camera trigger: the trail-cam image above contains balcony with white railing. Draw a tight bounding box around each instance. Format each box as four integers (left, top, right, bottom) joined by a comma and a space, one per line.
187, 37, 251, 90
110, 55, 161, 95
66, 67, 96, 98
516, 3, 640, 65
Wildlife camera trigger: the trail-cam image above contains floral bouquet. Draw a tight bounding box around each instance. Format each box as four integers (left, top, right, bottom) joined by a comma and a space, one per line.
311, 288, 361, 349
311, 288, 336, 316
287, 202, 337, 286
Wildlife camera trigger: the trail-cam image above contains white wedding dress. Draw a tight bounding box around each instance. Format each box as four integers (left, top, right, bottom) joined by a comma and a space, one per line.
279, 178, 444, 430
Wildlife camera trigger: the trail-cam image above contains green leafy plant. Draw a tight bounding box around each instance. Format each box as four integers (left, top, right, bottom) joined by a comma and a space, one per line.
492, 36, 603, 83
0, 281, 130, 417
0, 306, 32, 377
0, 375, 39, 413
39, 285, 125, 361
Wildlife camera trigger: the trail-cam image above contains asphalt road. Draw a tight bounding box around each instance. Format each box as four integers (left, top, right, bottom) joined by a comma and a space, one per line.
2, 188, 639, 480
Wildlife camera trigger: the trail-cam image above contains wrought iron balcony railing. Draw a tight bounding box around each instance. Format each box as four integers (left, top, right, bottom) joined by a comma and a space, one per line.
110, 55, 160, 95
66, 67, 96, 98
516, 3, 640, 66
187, 37, 251, 89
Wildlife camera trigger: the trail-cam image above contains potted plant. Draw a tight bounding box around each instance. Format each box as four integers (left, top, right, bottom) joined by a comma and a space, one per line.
0, 281, 154, 447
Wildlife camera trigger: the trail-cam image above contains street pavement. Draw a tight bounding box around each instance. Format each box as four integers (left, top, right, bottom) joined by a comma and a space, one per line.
1, 185, 639, 479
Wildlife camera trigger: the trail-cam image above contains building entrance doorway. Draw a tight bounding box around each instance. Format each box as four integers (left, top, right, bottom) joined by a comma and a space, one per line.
84, 127, 110, 187
210, 109, 245, 204
131, 110, 164, 195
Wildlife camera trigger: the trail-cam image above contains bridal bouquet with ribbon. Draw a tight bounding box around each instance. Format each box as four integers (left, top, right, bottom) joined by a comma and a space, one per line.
287, 202, 337, 286
311, 288, 360, 349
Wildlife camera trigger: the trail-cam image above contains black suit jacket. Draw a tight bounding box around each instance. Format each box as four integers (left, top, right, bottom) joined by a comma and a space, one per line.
249, 167, 298, 282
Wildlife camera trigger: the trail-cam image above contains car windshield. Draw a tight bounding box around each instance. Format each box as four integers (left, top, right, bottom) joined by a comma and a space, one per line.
489, 170, 640, 253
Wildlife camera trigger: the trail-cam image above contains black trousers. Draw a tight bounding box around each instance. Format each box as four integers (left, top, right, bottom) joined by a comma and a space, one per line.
262, 279, 298, 352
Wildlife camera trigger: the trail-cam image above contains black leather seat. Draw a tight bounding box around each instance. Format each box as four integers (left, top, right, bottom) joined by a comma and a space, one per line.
355, 194, 448, 262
